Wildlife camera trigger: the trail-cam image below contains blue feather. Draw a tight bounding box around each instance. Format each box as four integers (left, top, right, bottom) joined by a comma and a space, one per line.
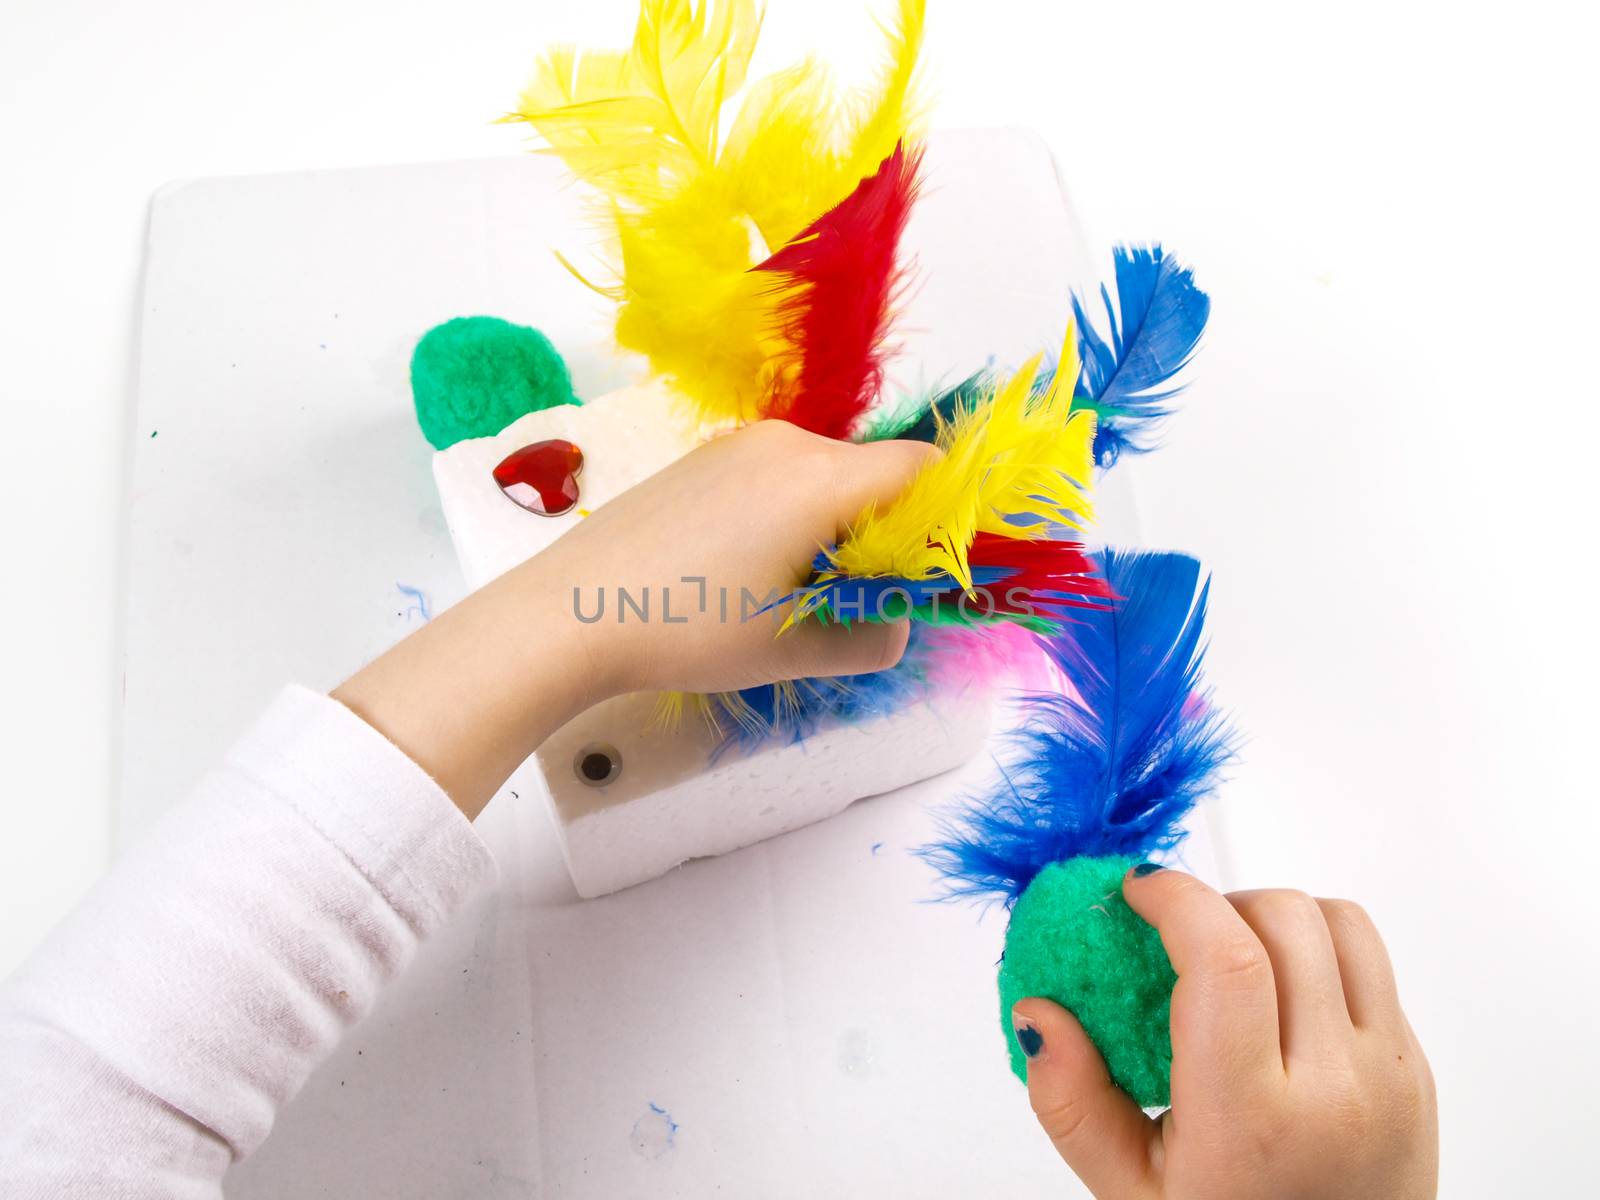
1073, 245, 1210, 467
753, 550, 1026, 626
800, 564, 1019, 623
921, 549, 1235, 905
863, 245, 1207, 469
709, 624, 941, 754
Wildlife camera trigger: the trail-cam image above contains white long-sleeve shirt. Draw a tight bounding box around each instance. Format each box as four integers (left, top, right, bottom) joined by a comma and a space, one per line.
0, 686, 495, 1198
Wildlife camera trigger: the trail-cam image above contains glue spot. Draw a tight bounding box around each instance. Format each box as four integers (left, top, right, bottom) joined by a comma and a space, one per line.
837, 1028, 878, 1080
630, 1102, 678, 1159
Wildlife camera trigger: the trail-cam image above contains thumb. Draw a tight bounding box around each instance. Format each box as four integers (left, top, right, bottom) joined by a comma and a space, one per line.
1012, 998, 1160, 1200
826, 437, 943, 535
774, 616, 911, 680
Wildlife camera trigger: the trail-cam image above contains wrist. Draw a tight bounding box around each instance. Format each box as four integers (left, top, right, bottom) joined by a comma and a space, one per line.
334, 551, 626, 821
498, 545, 634, 705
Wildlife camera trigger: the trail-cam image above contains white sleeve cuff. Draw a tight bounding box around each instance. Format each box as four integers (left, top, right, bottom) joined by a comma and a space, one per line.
226, 685, 497, 933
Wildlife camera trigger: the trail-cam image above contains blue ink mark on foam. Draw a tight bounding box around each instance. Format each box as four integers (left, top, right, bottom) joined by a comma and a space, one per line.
630, 1102, 678, 1159
397, 584, 431, 623
870, 842, 885, 856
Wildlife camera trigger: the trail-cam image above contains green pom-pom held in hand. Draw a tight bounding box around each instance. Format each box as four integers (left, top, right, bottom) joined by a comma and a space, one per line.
411, 316, 578, 450
999, 856, 1176, 1106
922, 552, 1235, 1109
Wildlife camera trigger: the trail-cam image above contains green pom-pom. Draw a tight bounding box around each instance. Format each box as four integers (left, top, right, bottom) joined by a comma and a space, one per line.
999, 856, 1177, 1107
410, 316, 578, 450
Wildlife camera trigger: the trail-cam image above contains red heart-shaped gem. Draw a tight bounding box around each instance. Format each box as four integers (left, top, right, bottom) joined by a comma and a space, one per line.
493, 438, 584, 516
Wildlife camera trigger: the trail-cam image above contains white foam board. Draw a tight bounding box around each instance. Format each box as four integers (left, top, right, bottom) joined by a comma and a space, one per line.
126, 129, 1223, 1198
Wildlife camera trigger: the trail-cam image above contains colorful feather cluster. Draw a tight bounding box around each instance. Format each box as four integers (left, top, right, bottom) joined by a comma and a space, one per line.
923, 550, 1236, 903
666, 243, 1212, 734
782, 328, 1108, 632
506, 0, 925, 437
506, 5, 1220, 748
665, 612, 1054, 746
792, 244, 1210, 635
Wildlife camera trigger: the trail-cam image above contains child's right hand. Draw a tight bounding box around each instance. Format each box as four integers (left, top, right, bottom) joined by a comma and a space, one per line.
1011, 866, 1438, 1199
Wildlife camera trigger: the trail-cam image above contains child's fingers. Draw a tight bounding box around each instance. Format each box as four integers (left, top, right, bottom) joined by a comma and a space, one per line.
1011, 998, 1161, 1200
825, 435, 942, 541
1122, 867, 1285, 1090
1228, 889, 1353, 1061
777, 617, 911, 680
1315, 898, 1403, 1032
707, 421, 939, 548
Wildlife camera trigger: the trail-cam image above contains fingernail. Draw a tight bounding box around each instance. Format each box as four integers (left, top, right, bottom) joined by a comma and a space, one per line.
1131, 862, 1164, 877
1014, 1022, 1044, 1059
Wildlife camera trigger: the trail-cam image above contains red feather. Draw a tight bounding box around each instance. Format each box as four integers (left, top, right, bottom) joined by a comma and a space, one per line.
885, 535, 1116, 626
964, 534, 1118, 619
754, 142, 922, 440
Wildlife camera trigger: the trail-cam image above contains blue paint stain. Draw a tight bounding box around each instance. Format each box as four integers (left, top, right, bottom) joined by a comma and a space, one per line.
397, 583, 432, 623
871, 842, 885, 856
630, 1102, 678, 1159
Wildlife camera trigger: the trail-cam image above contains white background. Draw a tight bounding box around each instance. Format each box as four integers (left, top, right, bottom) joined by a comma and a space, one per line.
1, 0, 1595, 1195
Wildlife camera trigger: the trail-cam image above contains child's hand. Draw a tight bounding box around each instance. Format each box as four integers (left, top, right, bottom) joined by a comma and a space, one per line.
531, 418, 938, 698
1012, 867, 1438, 1200
337, 421, 936, 817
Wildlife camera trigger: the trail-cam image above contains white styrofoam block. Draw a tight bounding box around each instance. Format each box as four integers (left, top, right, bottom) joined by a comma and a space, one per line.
433, 376, 998, 895
536, 683, 994, 898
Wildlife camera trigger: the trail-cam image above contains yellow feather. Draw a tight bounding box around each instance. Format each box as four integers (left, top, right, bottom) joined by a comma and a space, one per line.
822, 324, 1096, 593
650, 688, 725, 734
504, 0, 927, 425
651, 685, 771, 737
721, 0, 925, 249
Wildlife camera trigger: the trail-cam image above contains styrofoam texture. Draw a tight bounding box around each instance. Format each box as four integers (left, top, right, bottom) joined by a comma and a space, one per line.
542, 685, 994, 897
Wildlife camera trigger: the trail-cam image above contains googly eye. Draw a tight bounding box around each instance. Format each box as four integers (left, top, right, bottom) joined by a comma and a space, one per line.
574, 742, 622, 787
